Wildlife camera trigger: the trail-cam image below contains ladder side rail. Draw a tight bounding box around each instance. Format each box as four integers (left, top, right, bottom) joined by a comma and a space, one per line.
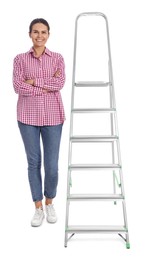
105, 16, 122, 163
66, 13, 79, 196
122, 200, 130, 245
114, 114, 129, 240
105, 15, 129, 242
105, 15, 126, 199
105, 15, 118, 139
71, 14, 79, 111
105, 17, 118, 196
65, 129, 73, 247
114, 113, 127, 198
109, 63, 118, 196
64, 16, 79, 247
64, 169, 72, 247
105, 15, 116, 109
108, 58, 118, 196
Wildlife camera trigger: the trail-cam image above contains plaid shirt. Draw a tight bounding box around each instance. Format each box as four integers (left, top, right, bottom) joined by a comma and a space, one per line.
13, 48, 65, 126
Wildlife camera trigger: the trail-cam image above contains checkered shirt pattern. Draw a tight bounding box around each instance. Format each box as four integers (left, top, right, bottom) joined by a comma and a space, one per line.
13, 48, 65, 126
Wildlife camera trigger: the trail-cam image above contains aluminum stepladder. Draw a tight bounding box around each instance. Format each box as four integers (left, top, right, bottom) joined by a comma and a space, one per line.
64, 12, 130, 248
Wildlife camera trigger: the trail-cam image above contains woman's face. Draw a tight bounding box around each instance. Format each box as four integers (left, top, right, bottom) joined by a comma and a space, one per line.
29, 23, 49, 48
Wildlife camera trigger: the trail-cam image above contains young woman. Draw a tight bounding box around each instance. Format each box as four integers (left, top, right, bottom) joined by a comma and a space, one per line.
13, 18, 65, 227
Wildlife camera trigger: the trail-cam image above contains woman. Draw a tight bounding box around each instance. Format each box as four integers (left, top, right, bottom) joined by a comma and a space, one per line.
13, 18, 65, 227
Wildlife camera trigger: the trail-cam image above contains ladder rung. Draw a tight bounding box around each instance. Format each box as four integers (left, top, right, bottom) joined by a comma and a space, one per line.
70, 135, 118, 142
72, 108, 116, 113
68, 194, 124, 200
69, 164, 121, 170
75, 81, 110, 87
66, 225, 127, 233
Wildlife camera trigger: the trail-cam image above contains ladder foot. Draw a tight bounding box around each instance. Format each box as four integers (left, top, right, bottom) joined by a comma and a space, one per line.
126, 242, 130, 249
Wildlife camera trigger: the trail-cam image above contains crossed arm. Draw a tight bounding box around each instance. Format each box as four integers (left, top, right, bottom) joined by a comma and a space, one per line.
25, 70, 61, 93
13, 55, 65, 96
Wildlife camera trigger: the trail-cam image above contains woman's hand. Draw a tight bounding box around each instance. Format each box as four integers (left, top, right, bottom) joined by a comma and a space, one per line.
43, 89, 48, 93
25, 79, 34, 85
54, 70, 60, 77
42, 70, 60, 94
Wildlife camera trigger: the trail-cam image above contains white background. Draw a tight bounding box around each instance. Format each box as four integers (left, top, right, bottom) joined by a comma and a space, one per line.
0, 0, 145, 259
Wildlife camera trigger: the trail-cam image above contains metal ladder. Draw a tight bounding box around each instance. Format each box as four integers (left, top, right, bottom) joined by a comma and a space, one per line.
64, 12, 130, 248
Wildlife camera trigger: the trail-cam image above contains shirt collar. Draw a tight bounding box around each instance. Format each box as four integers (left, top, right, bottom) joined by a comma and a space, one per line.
28, 47, 52, 56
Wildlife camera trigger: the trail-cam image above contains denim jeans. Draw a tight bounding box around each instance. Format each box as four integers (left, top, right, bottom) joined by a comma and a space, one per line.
18, 122, 63, 202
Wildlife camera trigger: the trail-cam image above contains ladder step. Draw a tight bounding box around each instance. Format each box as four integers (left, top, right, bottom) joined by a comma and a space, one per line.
72, 108, 116, 113
66, 225, 127, 233
70, 135, 118, 142
75, 81, 110, 87
68, 194, 124, 200
69, 164, 121, 170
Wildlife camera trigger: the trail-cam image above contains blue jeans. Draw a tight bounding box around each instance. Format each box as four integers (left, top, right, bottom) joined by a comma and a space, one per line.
18, 122, 63, 202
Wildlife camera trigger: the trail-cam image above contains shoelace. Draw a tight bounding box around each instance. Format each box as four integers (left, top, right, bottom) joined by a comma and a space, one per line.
46, 205, 55, 216
33, 208, 43, 219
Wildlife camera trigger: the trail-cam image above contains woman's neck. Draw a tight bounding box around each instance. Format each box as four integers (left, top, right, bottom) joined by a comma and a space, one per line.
33, 46, 45, 58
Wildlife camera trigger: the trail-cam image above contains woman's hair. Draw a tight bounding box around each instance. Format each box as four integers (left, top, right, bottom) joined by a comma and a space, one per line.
29, 18, 50, 33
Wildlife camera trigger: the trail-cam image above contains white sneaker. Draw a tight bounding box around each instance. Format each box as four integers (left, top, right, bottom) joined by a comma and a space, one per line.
31, 208, 44, 227
45, 204, 57, 223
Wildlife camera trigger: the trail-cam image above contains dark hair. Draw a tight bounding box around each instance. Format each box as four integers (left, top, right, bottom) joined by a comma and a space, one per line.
29, 18, 50, 33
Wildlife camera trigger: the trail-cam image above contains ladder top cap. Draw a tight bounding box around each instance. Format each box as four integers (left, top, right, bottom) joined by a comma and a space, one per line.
76, 12, 107, 21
